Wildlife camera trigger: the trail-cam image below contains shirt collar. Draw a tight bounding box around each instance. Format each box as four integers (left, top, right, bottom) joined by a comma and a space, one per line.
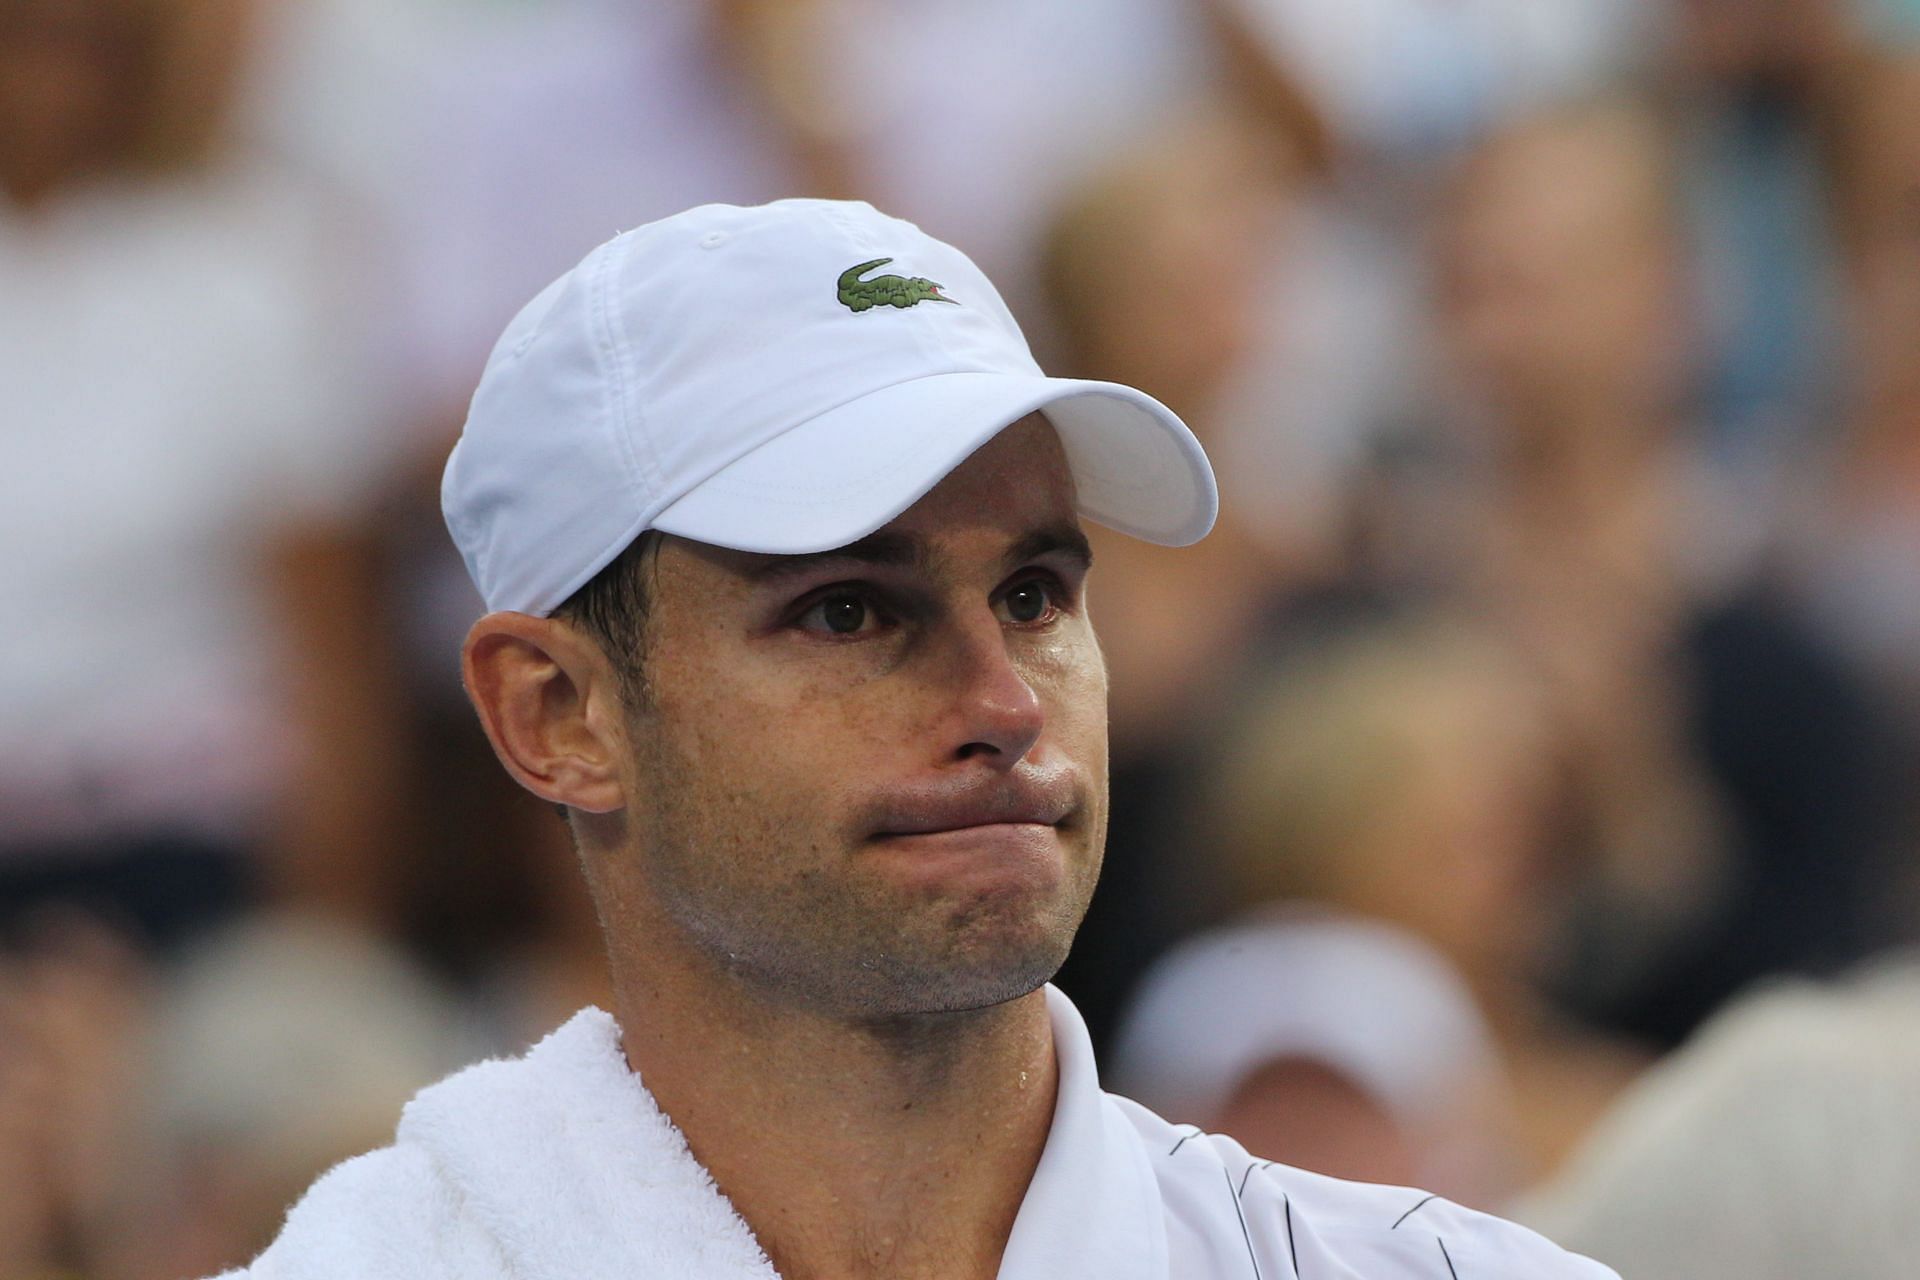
997, 985, 1169, 1279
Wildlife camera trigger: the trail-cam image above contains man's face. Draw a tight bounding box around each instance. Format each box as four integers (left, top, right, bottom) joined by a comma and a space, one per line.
598, 416, 1109, 1020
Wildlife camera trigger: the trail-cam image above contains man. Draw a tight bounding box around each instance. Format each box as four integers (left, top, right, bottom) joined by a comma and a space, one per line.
224, 199, 1615, 1278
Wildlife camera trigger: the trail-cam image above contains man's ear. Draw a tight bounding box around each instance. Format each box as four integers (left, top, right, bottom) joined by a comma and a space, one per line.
461, 612, 628, 813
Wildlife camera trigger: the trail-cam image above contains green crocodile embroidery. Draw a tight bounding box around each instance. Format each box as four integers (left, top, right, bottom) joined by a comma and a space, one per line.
836, 258, 959, 312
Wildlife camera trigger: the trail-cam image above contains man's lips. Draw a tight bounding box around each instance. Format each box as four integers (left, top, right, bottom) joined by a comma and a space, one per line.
866, 776, 1078, 839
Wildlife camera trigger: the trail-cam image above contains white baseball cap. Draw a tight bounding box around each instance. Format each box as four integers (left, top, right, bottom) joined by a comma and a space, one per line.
443, 198, 1218, 616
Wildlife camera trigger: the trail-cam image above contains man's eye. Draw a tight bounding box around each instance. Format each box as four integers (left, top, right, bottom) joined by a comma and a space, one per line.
797, 592, 882, 636
996, 579, 1058, 625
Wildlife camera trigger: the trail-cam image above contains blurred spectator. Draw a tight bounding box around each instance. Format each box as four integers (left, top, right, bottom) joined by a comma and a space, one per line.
0, 0, 411, 942
1187, 0, 1649, 547
127, 913, 467, 1278
1189, 619, 1648, 1187
1, 6, 430, 1263
1521, 954, 1920, 1278
1113, 910, 1515, 1207
1383, 99, 1904, 1046
0, 911, 469, 1278
1035, 106, 1356, 1047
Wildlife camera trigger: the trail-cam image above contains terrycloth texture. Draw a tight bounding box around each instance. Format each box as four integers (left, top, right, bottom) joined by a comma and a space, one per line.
231, 1007, 778, 1279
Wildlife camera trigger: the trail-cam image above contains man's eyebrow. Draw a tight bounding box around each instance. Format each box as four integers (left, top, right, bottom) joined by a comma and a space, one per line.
739, 531, 930, 583
1004, 523, 1093, 573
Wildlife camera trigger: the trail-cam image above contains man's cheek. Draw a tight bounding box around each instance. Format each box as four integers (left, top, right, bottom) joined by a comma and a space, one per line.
1047, 660, 1109, 738
1022, 632, 1104, 706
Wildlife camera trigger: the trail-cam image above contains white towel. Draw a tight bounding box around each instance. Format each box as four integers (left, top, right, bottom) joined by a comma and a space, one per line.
224, 1007, 779, 1279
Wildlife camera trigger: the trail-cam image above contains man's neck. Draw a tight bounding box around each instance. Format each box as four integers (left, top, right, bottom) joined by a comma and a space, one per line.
612, 960, 1059, 1280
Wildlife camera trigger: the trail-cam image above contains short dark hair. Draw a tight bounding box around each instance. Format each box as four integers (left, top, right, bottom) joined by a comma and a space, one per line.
550, 529, 662, 708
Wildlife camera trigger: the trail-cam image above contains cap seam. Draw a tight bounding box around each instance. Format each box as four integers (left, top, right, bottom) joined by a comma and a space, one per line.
589, 238, 654, 500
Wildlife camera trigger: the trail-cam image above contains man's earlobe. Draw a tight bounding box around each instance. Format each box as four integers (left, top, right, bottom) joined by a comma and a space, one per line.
462, 613, 627, 813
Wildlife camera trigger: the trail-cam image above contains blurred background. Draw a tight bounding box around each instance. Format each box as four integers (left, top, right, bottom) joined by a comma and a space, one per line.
3, 0, 1920, 1274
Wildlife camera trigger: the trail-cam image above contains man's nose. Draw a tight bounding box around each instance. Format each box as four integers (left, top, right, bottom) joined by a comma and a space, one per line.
943, 613, 1045, 767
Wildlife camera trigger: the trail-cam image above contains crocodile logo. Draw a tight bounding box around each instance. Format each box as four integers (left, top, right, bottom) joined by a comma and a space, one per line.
836, 258, 959, 312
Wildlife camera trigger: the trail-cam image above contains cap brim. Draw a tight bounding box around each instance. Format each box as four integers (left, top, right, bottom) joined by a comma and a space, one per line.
650, 370, 1218, 554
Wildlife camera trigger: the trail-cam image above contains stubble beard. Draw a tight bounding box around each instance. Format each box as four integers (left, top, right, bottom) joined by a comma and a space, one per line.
625, 733, 1105, 1022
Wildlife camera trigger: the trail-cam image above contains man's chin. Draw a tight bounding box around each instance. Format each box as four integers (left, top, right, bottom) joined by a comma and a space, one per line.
678, 866, 1094, 1021
846, 917, 1078, 1019
841, 965, 1058, 1025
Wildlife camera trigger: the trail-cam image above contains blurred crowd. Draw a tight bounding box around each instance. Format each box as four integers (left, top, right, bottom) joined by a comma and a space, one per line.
4, 0, 1920, 1274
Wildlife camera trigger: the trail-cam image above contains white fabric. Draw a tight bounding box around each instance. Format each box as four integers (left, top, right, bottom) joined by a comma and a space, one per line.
224, 986, 1614, 1278
0, 164, 399, 844
443, 200, 1217, 617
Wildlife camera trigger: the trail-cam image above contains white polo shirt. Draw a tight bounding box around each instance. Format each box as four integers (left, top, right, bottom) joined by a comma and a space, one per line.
1008, 989, 1614, 1278
227, 987, 1616, 1278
